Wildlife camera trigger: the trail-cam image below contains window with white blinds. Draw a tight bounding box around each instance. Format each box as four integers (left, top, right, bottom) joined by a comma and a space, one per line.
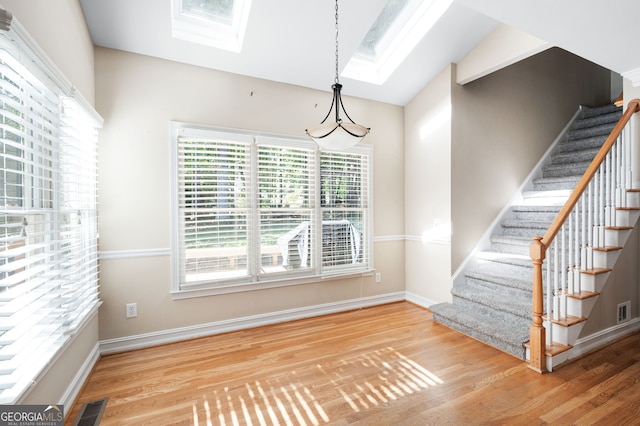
171, 124, 372, 294
0, 41, 101, 403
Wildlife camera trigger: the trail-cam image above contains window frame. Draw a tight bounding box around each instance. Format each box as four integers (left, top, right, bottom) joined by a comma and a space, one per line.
170, 122, 374, 299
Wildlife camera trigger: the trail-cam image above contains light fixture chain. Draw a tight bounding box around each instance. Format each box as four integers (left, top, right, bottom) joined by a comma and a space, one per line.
334, 0, 339, 84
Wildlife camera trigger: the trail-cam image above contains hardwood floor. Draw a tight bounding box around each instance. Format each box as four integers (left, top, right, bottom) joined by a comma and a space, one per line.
66, 302, 640, 425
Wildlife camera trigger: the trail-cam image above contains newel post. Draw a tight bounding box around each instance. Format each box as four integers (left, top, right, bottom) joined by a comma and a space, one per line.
529, 236, 547, 373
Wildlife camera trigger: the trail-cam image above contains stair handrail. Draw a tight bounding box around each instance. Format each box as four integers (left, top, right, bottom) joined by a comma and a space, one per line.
529, 98, 640, 373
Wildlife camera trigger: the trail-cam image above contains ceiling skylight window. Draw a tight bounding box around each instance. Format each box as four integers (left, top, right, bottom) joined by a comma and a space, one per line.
342, 0, 454, 85
171, 0, 252, 52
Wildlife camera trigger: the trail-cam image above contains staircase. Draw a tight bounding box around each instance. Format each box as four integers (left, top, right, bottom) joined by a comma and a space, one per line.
429, 103, 623, 360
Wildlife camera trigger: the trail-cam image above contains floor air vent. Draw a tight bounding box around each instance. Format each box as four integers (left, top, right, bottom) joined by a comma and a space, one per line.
72, 397, 109, 426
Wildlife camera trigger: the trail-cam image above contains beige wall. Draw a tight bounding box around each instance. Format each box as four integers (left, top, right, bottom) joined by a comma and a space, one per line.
1, 0, 99, 406
456, 24, 550, 85
1, 0, 95, 104
95, 47, 405, 342
404, 64, 453, 304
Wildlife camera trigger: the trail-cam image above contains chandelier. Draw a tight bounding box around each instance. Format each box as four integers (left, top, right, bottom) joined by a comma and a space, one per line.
306, 0, 370, 150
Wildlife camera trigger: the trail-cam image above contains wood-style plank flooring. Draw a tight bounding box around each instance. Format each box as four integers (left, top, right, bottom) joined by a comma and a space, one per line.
66, 302, 640, 425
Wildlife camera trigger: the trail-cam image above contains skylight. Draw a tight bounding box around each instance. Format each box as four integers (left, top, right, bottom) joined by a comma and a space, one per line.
171, 0, 252, 52
342, 0, 454, 85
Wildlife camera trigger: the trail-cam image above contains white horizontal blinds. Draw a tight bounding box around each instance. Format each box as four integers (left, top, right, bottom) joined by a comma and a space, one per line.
59, 98, 100, 332
256, 141, 315, 275
177, 136, 251, 287
0, 50, 65, 400
320, 150, 369, 270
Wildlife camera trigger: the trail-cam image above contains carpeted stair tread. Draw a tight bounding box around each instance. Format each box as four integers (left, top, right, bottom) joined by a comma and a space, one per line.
476, 251, 533, 268
572, 110, 621, 129
451, 284, 531, 320
556, 135, 608, 153
529, 177, 578, 192
578, 104, 622, 119
430, 303, 529, 359
511, 205, 562, 222
551, 148, 600, 165
465, 264, 532, 293
501, 219, 553, 238
565, 122, 618, 141
489, 235, 533, 255
542, 160, 592, 178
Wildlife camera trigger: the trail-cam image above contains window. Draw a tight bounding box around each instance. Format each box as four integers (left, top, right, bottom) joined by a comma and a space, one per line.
171, 124, 372, 296
0, 35, 101, 403
171, 0, 252, 52
342, 0, 454, 85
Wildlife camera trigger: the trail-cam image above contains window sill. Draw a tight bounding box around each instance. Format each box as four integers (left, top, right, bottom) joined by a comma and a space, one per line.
171, 269, 374, 300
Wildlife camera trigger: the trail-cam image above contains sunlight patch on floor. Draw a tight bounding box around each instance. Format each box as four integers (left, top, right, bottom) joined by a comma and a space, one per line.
193, 347, 442, 425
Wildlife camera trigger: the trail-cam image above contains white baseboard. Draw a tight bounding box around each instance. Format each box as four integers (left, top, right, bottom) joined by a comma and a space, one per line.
100, 292, 406, 355
404, 292, 439, 309
60, 342, 101, 408
568, 317, 640, 362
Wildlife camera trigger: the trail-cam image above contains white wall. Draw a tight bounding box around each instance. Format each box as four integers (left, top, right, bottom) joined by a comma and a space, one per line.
95, 47, 405, 343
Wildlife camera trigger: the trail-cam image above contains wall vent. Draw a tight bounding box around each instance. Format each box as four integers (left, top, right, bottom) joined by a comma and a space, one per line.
617, 301, 631, 324
72, 397, 109, 426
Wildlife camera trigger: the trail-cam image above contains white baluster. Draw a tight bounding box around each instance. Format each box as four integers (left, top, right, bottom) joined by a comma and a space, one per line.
553, 237, 560, 322
546, 242, 553, 346
586, 182, 593, 269
568, 210, 573, 295
605, 151, 612, 227
560, 224, 567, 320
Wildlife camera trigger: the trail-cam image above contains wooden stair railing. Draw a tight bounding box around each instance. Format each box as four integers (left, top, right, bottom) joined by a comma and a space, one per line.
529, 99, 640, 373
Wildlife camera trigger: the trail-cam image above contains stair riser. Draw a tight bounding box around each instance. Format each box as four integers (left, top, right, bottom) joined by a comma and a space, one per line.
616, 209, 640, 227
605, 228, 632, 246
578, 272, 610, 293
567, 295, 598, 318
548, 320, 586, 346
628, 191, 640, 207
432, 313, 528, 360
593, 249, 620, 269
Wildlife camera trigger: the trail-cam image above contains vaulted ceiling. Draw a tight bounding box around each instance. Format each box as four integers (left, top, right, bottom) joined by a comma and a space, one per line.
80, 0, 640, 106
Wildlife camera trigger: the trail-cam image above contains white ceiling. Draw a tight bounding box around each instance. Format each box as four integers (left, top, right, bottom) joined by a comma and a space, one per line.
79, 0, 640, 106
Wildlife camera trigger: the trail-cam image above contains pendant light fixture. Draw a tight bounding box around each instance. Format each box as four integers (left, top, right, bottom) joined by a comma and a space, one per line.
306, 0, 370, 150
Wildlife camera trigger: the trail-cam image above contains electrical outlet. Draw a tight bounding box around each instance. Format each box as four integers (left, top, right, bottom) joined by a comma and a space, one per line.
126, 303, 138, 318
375, 272, 382, 283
